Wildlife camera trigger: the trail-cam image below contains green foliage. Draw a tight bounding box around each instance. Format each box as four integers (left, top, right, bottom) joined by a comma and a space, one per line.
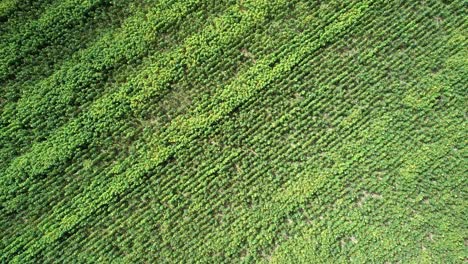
0, 0, 466, 263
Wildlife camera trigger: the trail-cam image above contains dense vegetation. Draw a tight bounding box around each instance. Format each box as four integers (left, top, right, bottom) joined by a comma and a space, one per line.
0, 0, 466, 262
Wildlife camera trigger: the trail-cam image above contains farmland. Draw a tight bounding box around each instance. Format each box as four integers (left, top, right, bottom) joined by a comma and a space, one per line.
0, 0, 466, 262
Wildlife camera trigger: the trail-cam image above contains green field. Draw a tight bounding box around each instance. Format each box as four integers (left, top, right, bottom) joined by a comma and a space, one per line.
0, 0, 466, 262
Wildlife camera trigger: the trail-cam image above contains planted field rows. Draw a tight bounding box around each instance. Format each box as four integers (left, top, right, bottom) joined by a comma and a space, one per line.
0, 0, 466, 262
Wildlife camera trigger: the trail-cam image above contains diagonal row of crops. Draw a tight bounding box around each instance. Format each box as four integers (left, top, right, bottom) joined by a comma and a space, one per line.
1, 0, 466, 262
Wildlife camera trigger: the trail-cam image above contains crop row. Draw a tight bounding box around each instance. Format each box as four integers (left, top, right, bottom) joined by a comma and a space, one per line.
38, 0, 467, 261
1, 0, 465, 262
3, 1, 373, 261
0, 0, 231, 171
